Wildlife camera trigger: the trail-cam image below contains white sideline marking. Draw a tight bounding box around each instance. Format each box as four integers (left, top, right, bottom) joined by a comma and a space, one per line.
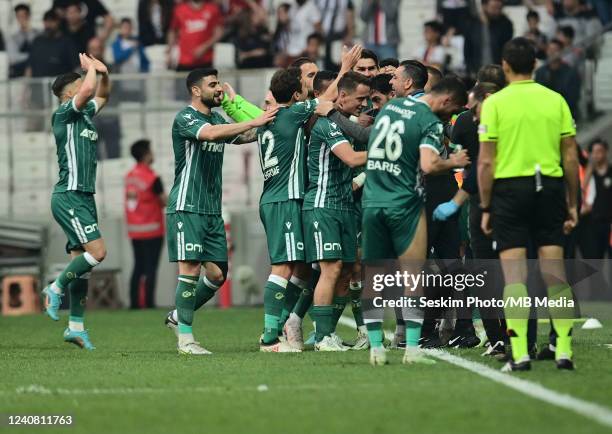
338, 316, 612, 429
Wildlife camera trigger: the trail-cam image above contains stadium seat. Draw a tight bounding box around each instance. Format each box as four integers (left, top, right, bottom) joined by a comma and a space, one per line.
213, 43, 236, 69
1, 275, 41, 316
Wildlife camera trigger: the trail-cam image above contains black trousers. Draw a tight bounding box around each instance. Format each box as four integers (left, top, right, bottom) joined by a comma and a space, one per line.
130, 237, 163, 309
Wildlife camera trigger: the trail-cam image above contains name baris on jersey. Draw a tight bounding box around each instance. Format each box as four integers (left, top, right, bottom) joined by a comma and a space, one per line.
367, 160, 402, 176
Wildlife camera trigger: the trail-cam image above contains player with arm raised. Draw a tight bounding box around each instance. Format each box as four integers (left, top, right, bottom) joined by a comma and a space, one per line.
43, 53, 110, 350
163, 68, 276, 355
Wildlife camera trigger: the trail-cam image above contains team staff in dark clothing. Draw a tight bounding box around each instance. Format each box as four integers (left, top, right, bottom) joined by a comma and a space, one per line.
478, 38, 579, 372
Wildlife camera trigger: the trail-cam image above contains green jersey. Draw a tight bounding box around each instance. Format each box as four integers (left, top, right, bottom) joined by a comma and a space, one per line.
362, 96, 444, 208
257, 99, 318, 204
167, 106, 229, 215
303, 116, 354, 211
52, 97, 99, 194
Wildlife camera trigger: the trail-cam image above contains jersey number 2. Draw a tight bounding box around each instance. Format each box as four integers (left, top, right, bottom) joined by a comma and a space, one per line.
369, 115, 404, 162
258, 130, 279, 169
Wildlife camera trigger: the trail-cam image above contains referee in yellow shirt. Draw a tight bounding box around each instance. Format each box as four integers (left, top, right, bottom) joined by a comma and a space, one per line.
478, 38, 579, 372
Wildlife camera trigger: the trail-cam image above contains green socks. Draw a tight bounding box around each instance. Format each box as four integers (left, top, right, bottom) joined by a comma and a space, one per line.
175, 275, 198, 335
547, 284, 575, 359
68, 277, 88, 331
53, 252, 99, 293
503, 283, 530, 361
366, 322, 384, 348
292, 286, 314, 319
350, 281, 364, 327
194, 276, 220, 311
262, 275, 288, 344
330, 295, 349, 332
280, 276, 305, 327
406, 320, 422, 348
312, 305, 333, 343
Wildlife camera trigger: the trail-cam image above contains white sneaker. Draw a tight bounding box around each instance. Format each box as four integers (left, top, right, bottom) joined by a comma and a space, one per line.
315, 335, 349, 352
178, 341, 212, 355
402, 347, 436, 365
352, 330, 370, 350
260, 339, 302, 353
330, 333, 350, 350
369, 346, 388, 366
283, 314, 304, 350
164, 310, 179, 337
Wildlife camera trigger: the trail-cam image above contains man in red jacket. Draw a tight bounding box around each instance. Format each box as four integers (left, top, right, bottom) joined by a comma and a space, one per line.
125, 139, 167, 309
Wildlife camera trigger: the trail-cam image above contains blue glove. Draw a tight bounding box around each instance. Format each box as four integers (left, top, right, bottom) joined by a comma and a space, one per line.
433, 200, 460, 221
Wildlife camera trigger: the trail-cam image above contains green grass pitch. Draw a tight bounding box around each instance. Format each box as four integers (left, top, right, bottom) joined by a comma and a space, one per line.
1, 308, 611, 434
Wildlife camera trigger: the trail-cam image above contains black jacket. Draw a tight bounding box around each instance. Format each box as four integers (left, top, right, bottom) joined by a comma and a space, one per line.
464, 14, 513, 76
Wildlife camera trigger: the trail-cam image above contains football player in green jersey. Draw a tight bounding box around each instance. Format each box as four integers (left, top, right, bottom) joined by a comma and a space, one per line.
164, 68, 277, 355
362, 77, 470, 365
257, 47, 363, 352
303, 72, 370, 351
43, 53, 110, 350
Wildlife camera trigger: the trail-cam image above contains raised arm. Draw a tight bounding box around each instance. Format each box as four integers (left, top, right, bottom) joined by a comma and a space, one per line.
73, 53, 99, 111
200, 107, 277, 142
319, 45, 363, 102
90, 55, 110, 112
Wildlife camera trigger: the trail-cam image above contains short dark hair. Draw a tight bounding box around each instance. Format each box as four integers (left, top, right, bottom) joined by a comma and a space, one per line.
14, 3, 30, 14
427, 65, 442, 80
186, 68, 218, 93
526, 9, 539, 21
360, 49, 379, 67
307, 33, 323, 43
379, 58, 399, 69
43, 9, 59, 21
589, 138, 609, 152
476, 64, 506, 88
430, 77, 468, 107
269, 68, 302, 103
120, 17, 132, 26
313, 70, 338, 94
424, 20, 444, 35
290, 57, 315, 69
558, 25, 575, 41
65, 0, 82, 10
337, 71, 371, 93
52, 72, 81, 98
130, 139, 151, 162
399, 59, 428, 89
471, 81, 500, 102
502, 37, 536, 75
370, 73, 393, 95
549, 38, 564, 49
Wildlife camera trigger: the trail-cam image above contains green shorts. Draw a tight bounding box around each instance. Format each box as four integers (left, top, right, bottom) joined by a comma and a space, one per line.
302, 208, 356, 263
166, 212, 228, 263
51, 191, 101, 254
260, 200, 305, 264
362, 205, 422, 260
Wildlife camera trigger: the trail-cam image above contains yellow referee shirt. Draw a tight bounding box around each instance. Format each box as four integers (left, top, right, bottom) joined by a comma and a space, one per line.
478, 80, 576, 179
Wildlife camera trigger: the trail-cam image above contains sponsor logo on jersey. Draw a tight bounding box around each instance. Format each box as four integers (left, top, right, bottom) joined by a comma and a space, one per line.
83, 223, 98, 234
201, 142, 224, 153
80, 128, 98, 141
185, 243, 203, 253
388, 104, 416, 119
323, 242, 342, 252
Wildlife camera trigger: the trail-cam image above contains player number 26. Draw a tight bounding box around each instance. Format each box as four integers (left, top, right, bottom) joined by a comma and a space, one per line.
369, 115, 404, 162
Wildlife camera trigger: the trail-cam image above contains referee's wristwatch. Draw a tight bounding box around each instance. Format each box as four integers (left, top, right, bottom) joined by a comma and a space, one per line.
479, 204, 491, 213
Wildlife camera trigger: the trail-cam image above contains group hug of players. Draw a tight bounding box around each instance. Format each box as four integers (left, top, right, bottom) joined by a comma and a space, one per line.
44, 36, 578, 371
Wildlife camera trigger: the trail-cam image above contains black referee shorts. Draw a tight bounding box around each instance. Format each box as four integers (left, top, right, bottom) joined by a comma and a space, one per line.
491, 176, 566, 252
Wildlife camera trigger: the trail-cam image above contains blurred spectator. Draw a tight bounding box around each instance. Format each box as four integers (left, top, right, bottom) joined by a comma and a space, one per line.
217, 0, 262, 38
379, 57, 399, 73
556, 25, 580, 66
125, 139, 166, 309
436, 0, 476, 36
580, 139, 612, 259
63, 0, 96, 53
553, 0, 602, 55
360, 0, 401, 60
7, 4, 40, 78
414, 20, 447, 68
27, 10, 78, 78
88, 36, 121, 158
234, 8, 273, 68
113, 18, 151, 73
286, 0, 322, 60
587, 0, 612, 25
302, 33, 324, 67
315, 0, 355, 70
524, 9, 548, 59
272, 3, 291, 66
138, 0, 174, 46
464, 0, 513, 77
167, 0, 224, 71
53, 0, 114, 41
535, 39, 581, 117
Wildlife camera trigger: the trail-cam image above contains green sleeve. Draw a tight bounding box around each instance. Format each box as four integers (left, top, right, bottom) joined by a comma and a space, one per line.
221, 93, 263, 122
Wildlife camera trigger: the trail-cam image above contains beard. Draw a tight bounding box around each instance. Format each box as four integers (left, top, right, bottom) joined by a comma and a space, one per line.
201, 92, 222, 108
